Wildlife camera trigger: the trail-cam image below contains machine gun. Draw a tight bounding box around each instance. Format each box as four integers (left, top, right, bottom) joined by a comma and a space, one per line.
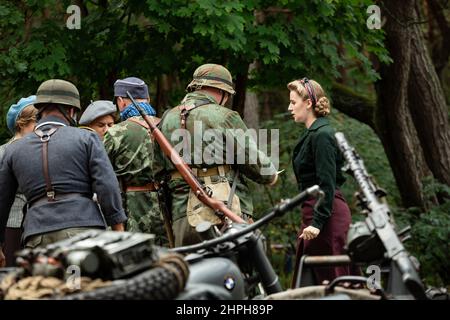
14, 230, 157, 280
334, 132, 427, 300
0, 231, 189, 300
0, 187, 326, 300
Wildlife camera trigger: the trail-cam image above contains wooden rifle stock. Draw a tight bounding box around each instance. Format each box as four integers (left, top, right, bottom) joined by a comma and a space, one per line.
126, 91, 245, 224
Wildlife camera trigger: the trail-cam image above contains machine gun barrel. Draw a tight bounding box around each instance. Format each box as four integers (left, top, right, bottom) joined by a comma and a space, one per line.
335, 132, 426, 300
335, 132, 380, 206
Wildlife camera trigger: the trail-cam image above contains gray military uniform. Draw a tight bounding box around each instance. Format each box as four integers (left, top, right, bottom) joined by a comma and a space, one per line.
0, 115, 127, 244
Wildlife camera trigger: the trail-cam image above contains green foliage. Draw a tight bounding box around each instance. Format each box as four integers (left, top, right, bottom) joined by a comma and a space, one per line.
253, 110, 449, 288
250, 108, 401, 288
5, 0, 445, 289
0, 0, 389, 139
394, 178, 450, 287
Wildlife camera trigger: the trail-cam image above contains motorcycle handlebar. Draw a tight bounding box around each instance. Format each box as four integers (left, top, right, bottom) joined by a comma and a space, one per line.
171, 185, 324, 254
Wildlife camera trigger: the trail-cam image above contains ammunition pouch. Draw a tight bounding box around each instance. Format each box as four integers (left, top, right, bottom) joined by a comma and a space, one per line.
184, 165, 242, 227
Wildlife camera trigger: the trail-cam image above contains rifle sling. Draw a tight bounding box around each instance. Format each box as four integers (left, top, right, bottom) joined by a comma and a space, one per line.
178, 99, 212, 129
127, 116, 161, 131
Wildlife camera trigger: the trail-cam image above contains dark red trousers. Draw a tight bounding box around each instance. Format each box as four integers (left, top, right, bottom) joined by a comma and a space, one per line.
294, 189, 352, 285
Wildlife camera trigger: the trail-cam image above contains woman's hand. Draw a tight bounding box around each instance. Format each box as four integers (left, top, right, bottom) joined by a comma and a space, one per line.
268, 173, 278, 186
299, 226, 320, 240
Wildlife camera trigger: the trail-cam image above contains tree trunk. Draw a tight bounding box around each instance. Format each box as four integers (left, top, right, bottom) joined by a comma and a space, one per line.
408, 4, 450, 186
331, 83, 376, 130
426, 0, 450, 82
244, 91, 260, 129
155, 74, 171, 115
232, 68, 248, 118
261, 92, 272, 122
98, 70, 117, 101
375, 0, 430, 208
243, 61, 260, 129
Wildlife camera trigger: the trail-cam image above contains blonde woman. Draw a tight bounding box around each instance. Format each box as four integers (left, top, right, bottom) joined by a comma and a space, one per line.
0, 96, 38, 267
288, 78, 352, 286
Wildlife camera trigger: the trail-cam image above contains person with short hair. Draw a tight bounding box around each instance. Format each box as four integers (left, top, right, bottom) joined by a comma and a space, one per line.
288, 78, 352, 285
79, 100, 116, 140
153, 64, 278, 246
0, 96, 38, 266
0, 79, 127, 267
103, 77, 167, 246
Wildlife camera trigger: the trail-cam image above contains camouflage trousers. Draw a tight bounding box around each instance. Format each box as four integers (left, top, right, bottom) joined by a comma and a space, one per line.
172, 214, 252, 247
172, 217, 202, 247
124, 191, 168, 247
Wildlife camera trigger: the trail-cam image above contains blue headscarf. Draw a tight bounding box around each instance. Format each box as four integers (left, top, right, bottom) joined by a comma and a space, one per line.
120, 102, 156, 121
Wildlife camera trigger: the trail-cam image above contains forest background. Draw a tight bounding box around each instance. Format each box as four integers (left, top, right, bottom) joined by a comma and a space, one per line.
0, 0, 448, 287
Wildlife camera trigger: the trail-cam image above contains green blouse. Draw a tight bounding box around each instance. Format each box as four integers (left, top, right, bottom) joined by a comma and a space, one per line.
292, 117, 346, 230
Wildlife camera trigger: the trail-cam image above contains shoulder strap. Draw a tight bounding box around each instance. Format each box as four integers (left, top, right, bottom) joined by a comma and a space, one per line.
34, 126, 60, 201
178, 98, 212, 129
127, 116, 161, 131
127, 116, 161, 144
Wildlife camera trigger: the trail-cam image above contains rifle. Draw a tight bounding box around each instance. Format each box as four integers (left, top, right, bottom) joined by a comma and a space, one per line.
157, 180, 175, 248
335, 132, 427, 299
126, 92, 245, 225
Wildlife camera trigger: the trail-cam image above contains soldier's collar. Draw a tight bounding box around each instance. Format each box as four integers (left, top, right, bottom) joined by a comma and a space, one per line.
183, 92, 218, 105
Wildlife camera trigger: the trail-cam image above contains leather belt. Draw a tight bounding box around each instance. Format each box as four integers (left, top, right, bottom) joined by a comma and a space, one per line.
125, 183, 157, 192
29, 192, 90, 208
170, 165, 231, 180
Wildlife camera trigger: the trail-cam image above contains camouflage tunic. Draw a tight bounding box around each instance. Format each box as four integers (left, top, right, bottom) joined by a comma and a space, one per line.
153, 92, 277, 245
104, 117, 167, 245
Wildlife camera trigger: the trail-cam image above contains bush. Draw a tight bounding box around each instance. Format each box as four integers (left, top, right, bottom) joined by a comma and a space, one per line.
394, 178, 450, 288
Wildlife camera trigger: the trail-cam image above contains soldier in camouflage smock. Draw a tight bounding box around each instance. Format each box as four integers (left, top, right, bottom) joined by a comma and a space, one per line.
153, 64, 278, 246
104, 77, 167, 246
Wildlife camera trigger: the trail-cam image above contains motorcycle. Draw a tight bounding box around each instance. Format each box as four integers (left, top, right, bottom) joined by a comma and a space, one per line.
0, 186, 325, 300
1, 133, 446, 300
172, 185, 325, 300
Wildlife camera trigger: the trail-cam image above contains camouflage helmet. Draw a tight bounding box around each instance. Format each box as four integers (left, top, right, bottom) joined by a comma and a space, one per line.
186, 64, 235, 95
35, 79, 81, 110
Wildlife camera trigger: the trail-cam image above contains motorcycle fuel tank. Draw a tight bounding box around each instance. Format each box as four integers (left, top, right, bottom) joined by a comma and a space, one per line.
178, 255, 246, 300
